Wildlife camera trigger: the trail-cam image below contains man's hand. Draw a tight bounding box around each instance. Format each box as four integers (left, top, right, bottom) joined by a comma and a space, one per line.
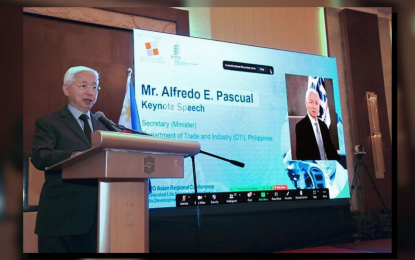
71, 151, 83, 157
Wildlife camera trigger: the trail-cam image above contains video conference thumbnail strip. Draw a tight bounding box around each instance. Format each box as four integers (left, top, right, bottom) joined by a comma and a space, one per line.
176, 189, 330, 207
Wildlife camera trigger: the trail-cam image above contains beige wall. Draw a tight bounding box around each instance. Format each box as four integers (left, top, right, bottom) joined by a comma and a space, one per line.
175, 7, 212, 39
210, 7, 324, 55
177, 7, 325, 55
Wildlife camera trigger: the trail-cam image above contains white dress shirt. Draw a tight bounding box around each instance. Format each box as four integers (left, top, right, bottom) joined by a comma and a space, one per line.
67, 104, 93, 131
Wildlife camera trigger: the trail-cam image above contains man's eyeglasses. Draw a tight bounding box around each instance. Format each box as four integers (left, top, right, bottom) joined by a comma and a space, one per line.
75, 83, 101, 91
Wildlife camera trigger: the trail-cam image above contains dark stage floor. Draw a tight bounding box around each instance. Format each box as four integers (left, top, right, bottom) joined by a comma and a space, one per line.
276, 238, 392, 253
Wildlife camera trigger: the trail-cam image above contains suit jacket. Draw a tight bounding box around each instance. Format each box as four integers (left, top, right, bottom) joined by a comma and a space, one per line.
295, 115, 340, 161
31, 105, 109, 236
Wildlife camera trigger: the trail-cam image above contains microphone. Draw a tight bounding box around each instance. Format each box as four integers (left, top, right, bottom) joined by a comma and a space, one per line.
95, 111, 121, 132
230, 160, 245, 168
199, 150, 245, 168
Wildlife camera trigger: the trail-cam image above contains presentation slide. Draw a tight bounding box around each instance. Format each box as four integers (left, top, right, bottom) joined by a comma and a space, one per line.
133, 29, 349, 209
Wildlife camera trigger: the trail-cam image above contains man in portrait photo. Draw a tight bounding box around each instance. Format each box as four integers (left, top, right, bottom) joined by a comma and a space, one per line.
295, 88, 340, 161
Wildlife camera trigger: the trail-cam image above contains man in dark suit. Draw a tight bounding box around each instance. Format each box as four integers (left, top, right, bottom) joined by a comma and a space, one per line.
31, 66, 110, 253
295, 88, 340, 161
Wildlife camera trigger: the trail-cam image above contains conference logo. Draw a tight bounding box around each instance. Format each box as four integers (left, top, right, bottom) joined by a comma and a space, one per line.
144, 156, 155, 174
174, 43, 180, 55
145, 41, 159, 56
171, 43, 181, 59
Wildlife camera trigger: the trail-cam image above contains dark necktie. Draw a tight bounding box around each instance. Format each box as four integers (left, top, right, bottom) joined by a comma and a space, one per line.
79, 114, 92, 143
314, 121, 326, 160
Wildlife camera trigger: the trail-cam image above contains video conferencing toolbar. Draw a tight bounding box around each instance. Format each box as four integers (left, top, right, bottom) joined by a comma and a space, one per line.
176, 188, 330, 207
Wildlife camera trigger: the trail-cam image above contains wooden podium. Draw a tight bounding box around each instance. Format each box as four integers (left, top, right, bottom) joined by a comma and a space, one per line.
46, 130, 200, 253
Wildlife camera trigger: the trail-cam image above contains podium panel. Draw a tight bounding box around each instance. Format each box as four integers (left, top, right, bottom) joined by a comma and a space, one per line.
98, 179, 149, 253
46, 131, 200, 253
62, 151, 184, 179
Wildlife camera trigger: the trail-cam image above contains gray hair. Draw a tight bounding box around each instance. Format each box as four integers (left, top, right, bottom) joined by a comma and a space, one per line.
305, 88, 320, 102
63, 66, 99, 86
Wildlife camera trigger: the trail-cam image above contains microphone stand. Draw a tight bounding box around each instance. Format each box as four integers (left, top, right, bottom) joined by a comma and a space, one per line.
190, 150, 244, 252
116, 124, 151, 135
116, 124, 245, 167
114, 123, 245, 252
190, 155, 203, 252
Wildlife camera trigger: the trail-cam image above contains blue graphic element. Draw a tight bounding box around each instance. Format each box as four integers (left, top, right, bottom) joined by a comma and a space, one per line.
129, 77, 142, 132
